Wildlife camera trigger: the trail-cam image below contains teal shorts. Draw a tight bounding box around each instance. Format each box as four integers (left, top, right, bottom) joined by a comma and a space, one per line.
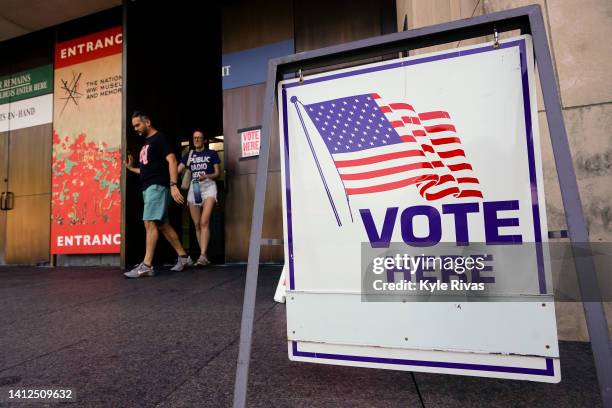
142, 184, 170, 222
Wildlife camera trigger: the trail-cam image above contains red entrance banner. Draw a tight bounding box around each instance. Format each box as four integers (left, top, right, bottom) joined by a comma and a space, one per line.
54, 27, 122, 69
51, 27, 122, 254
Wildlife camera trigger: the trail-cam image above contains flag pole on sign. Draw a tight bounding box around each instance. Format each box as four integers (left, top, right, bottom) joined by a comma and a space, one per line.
291, 96, 342, 226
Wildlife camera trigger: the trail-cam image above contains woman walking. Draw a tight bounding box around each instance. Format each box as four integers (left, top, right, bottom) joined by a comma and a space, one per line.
178, 130, 221, 266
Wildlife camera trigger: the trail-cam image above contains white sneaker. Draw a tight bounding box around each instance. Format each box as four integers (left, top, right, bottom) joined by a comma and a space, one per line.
170, 256, 193, 272
195, 255, 211, 266
124, 263, 155, 278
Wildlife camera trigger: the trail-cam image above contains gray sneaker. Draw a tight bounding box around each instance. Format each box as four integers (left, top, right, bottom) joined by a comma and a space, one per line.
195, 255, 211, 266
124, 263, 155, 278
170, 256, 193, 272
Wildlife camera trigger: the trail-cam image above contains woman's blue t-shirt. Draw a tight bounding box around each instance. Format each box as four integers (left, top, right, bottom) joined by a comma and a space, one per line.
181, 149, 220, 180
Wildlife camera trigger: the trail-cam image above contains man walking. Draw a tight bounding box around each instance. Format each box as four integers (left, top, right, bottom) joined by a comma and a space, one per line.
124, 111, 192, 278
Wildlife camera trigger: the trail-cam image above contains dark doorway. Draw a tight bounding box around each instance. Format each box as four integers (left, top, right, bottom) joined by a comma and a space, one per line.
125, 1, 223, 267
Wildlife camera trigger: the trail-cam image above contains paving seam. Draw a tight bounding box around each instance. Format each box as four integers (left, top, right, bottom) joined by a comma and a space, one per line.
0, 271, 244, 374
410, 372, 426, 408
154, 302, 281, 407
0, 338, 89, 375
1, 266, 233, 328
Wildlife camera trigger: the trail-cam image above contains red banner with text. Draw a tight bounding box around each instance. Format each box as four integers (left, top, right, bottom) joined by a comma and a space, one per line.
51, 26, 122, 254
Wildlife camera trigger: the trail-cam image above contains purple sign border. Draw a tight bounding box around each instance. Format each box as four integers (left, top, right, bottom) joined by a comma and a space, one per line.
291, 341, 554, 376
281, 38, 554, 377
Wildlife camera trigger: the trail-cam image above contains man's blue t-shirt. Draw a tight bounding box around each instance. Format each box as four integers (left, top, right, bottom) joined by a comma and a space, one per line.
181, 149, 220, 180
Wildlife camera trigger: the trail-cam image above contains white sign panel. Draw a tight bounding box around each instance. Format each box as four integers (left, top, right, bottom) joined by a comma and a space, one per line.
279, 35, 560, 382
0, 94, 53, 132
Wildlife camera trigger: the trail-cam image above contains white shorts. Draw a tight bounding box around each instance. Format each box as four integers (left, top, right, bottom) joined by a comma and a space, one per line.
187, 179, 217, 206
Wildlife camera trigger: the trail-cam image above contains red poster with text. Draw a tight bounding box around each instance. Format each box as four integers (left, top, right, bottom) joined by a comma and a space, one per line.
51, 27, 122, 254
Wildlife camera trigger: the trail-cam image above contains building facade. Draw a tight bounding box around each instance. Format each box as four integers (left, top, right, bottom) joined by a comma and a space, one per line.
0, 0, 610, 340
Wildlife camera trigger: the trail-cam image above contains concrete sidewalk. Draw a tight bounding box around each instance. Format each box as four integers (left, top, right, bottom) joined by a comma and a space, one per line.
0, 265, 602, 407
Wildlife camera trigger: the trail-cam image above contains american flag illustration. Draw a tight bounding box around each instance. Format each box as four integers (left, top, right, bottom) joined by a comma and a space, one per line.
299, 93, 483, 201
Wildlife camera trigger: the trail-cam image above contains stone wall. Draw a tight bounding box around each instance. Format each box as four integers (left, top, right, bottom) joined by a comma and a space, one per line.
397, 0, 612, 341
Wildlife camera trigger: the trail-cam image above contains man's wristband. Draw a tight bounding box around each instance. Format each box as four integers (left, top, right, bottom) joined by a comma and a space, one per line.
170, 181, 177, 187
